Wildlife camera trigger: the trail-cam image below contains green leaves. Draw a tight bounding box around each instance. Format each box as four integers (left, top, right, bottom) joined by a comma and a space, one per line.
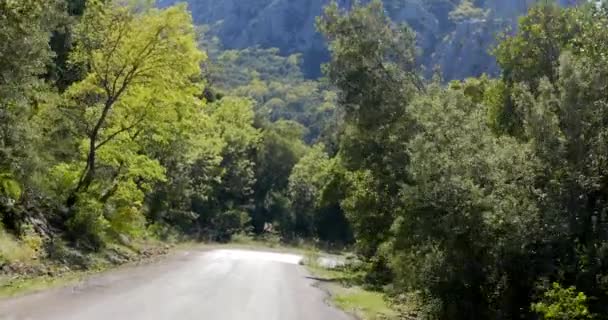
493, 3, 583, 88
318, 0, 420, 256
50, 1, 208, 246
287, 145, 352, 241
0, 0, 62, 195
204, 42, 337, 144
532, 283, 592, 320
318, 0, 419, 129
449, 0, 488, 23
0, 173, 22, 201
378, 4, 608, 319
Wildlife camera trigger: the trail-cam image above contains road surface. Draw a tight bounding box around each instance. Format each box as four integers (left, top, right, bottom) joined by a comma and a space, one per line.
0, 248, 353, 320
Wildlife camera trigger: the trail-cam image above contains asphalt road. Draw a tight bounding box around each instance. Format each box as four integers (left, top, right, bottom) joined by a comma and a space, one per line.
0, 249, 353, 320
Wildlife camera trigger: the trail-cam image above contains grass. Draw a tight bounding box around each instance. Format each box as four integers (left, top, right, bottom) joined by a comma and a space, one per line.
0, 271, 97, 298
1, 235, 397, 319
304, 253, 400, 320
332, 286, 399, 320
0, 229, 37, 265
0, 238, 175, 299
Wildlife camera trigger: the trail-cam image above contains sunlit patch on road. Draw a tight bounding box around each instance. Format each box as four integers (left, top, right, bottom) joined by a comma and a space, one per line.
207, 249, 303, 265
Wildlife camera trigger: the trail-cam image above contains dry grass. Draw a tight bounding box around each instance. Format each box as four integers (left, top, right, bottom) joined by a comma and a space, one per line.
0, 229, 37, 265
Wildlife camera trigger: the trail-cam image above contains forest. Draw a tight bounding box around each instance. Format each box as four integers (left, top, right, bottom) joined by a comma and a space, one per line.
2, 0, 608, 319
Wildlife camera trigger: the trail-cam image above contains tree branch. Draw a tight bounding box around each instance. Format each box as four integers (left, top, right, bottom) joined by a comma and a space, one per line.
95, 114, 147, 150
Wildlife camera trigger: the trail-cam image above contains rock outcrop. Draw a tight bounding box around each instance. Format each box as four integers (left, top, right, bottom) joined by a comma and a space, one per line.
158, 0, 582, 80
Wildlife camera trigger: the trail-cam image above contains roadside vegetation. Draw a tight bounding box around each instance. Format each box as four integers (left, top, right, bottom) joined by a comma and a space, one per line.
3, 0, 608, 319
0, 0, 349, 288
303, 251, 399, 320
0, 238, 174, 298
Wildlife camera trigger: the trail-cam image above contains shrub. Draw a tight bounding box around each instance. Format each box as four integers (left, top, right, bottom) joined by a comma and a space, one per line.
0, 226, 36, 264
21, 224, 43, 257
532, 283, 593, 320
67, 198, 109, 250
46, 239, 91, 269
212, 209, 251, 241
231, 232, 255, 244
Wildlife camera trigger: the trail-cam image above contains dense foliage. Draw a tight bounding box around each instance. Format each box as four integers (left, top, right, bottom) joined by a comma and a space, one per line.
0, 0, 351, 257
316, 0, 608, 319
4, 0, 608, 319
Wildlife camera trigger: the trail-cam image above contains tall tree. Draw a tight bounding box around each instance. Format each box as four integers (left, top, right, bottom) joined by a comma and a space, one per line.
50, 0, 205, 245
252, 120, 308, 234
317, 0, 421, 256
392, 82, 541, 319
0, 0, 63, 232
288, 144, 352, 243
494, 3, 583, 88
191, 97, 261, 240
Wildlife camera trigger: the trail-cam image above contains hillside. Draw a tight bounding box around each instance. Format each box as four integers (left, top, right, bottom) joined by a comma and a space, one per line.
158, 0, 579, 79
4, 1, 608, 319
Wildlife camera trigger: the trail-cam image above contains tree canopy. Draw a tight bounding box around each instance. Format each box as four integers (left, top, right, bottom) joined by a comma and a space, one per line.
4, 1, 608, 319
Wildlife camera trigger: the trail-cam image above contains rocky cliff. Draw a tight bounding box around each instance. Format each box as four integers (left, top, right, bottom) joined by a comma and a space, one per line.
158, 0, 582, 79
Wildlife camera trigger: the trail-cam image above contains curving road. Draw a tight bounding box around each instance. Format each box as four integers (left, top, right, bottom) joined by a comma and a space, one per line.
0, 248, 352, 320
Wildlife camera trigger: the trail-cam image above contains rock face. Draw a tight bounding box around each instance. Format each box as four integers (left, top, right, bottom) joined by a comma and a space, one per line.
158, 0, 581, 80
430, 18, 505, 80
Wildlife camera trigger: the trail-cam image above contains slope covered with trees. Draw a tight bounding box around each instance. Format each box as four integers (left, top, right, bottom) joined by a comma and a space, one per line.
159, 0, 581, 79
0, 0, 351, 270
3, 0, 608, 319
316, 1, 608, 319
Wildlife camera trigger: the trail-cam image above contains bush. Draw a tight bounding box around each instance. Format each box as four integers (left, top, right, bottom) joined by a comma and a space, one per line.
46, 239, 91, 269
392, 291, 443, 320
66, 198, 109, 250
147, 222, 180, 242
212, 209, 251, 241
231, 232, 255, 244
302, 249, 321, 267
21, 224, 43, 257
107, 206, 146, 239
532, 283, 593, 320
258, 232, 282, 247
363, 245, 394, 289
0, 227, 37, 265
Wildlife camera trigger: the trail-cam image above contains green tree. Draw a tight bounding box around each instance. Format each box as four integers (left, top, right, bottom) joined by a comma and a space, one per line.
392, 83, 541, 319
511, 50, 608, 317
532, 283, 592, 320
317, 0, 421, 256
0, 0, 64, 232
143, 92, 223, 237
489, 4, 583, 137
288, 145, 352, 243
252, 120, 308, 235
191, 97, 261, 240
494, 3, 583, 88
51, 1, 205, 246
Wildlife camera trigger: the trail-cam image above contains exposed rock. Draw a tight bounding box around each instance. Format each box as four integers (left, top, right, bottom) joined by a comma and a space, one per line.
484, 0, 582, 18
46, 240, 91, 269
431, 18, 506, 80
158, 0, 581, 80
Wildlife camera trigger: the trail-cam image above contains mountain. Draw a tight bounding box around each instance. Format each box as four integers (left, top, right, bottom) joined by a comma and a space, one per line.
158, 0, 581, 80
